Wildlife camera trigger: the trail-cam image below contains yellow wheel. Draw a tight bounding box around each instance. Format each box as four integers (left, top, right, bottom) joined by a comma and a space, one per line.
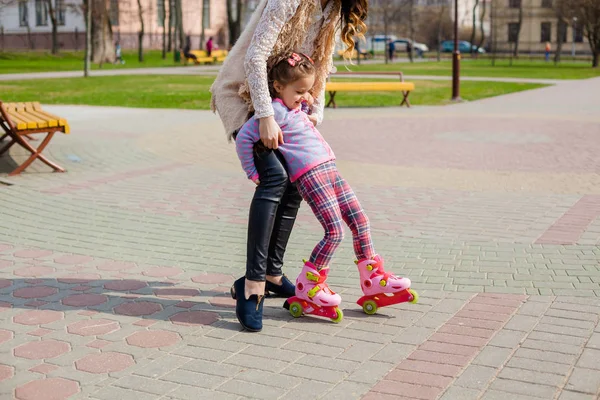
331, 308, 343, 323
408, 289, 419, 304
289, 302, 303, 318
362, 300, 378, 315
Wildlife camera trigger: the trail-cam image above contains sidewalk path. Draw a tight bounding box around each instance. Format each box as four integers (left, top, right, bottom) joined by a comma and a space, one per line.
0, 65, 567, 85
0, 77, 598, 399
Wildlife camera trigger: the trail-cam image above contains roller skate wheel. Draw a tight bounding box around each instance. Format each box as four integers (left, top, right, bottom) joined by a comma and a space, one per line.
289, 302, 304, 318
331, 308, 343, 323
408, 289, 419, 304
362, 300, 378, 315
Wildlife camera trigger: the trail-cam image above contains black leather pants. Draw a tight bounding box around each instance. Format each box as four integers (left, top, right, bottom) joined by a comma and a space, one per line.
245, 148, 302, 282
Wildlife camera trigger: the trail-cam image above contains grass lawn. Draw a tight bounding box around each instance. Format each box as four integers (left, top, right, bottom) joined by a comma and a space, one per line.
343, 59, 600, 80
0, 75, 547, 109
0, 50, 186, 74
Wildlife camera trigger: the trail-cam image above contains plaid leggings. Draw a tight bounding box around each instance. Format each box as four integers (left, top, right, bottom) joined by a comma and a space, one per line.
296, 161, 376, 268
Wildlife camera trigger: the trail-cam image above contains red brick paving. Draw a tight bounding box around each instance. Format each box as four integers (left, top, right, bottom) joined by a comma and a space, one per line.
13, 249, 54, 259
61, 294, 108, 307
191, 273, 235, 284
536, 194, 600, 244
14, 340, 70, 360
103, 279, 147, 291
75, 352, 135, 373
14, 266, 55, 277
113, 301, 162, 316
15, 377, 79, 400
53, 254, 94, 265
169, 310, 219, 326
0, 365, 13, 381
13, 286, 58, 299
363, 293, 525, 400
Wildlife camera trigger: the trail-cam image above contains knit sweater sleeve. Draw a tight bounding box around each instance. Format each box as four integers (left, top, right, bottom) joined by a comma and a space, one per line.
235, 123, 260, 182
244, 0, 303, 120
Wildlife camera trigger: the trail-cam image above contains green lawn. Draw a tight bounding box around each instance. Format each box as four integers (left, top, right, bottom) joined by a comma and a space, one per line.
0, 75, 547, 109
0, 50, 184, 74
343, 59, 600, 80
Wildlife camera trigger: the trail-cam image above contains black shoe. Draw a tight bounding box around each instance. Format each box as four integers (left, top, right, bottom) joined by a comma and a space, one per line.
265, 275, 296, 298
232, 277, 264, 332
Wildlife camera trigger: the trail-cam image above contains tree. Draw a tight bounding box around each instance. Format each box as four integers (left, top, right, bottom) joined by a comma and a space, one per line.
136, 0, 144, 62
476, 0, 487, 51
437, 1, 449, 61
227, 0, 243, 47
556, 0, 600, 67
470, 0, 480, 55
513, 0, 524, 57
167, 0, 173, 52
84, 0, 91, 76
160, 0, 166, 58
91, 0, 115, 64
45, 0, 59, 54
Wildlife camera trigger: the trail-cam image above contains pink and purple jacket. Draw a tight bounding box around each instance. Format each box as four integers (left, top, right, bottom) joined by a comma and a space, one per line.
235, 99, 336, 182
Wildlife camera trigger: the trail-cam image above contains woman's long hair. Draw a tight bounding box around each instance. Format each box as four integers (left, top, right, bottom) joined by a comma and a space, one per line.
339, 0, 368, 60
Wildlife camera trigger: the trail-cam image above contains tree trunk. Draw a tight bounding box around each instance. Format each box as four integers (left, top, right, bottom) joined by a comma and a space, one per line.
437, 2, 446, 62
477, 0, 486, 50
91, 0, 115, 64
161, 0, 166, 58
84, 0, 92, 77
383, 7, 389, 64
137, 0, 144, 62
167, 0, 173, 52
226, 0, 243, 47
46, 0, 59, 54
408, 0, 415, 63
200, 0, 206, 50
554, 18, 565, 64
176, 0, 184, 50
470, 0, 479, 55
513, 0, 523, 57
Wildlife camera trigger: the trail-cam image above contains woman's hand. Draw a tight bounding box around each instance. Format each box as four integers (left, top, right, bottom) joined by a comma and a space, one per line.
259, 116, 284, 149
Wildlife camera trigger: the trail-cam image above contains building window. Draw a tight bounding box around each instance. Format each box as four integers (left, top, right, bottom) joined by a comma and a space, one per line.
541, 22, 551, 42
509, 0, 521, 8
508, 23, 520, 43
35, 0, 48, 26
202, 0, 210, 29
56, 0, 66, 26
574, 24, 584, 43
109, 0, 119, 26
541, 0, 552, 7
18, 1, 29, 27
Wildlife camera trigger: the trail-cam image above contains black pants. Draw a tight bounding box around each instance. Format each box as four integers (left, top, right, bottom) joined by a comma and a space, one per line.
245, 148, 302, 282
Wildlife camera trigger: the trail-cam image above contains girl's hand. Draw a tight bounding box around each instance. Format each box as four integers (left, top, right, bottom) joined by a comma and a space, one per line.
304, 92, 315, 106
253, 179, 260, 185
307, 114, 318, 126
259, 116, 284, 149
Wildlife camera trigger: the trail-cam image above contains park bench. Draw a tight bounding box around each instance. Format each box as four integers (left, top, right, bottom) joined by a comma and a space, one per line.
182, 49, 229, 65
0, 101, 70, 176
325, 71, 414, 108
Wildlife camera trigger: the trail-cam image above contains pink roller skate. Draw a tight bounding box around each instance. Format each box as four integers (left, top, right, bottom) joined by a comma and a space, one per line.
286, 260, 344, 323
356, 255, 418, 315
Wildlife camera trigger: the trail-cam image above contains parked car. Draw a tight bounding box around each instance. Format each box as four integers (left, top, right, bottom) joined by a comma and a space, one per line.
392, 39, 429, 57
440, 40, 486, 54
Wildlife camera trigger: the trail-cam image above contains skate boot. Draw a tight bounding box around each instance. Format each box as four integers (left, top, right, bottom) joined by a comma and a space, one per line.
356, 254, 418, 315
285, 260, 343, 323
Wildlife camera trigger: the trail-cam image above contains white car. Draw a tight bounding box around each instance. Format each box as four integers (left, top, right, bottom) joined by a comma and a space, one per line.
393, 39, 429, 55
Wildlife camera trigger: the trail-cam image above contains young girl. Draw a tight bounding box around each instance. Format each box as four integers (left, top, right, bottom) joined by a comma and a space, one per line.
235, 52, 416, 323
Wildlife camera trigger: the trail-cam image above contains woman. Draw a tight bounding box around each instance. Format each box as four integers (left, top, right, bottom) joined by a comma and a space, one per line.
210, 0, 368, 332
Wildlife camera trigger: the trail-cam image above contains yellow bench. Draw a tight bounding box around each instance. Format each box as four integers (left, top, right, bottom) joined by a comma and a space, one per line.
324, 81, 415, 108
182, 49, 229, 65
0, 101, 70, 176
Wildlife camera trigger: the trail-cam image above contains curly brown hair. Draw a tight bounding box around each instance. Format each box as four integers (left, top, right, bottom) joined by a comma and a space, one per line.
340, 0, 368, 60
267, 52, 316, 98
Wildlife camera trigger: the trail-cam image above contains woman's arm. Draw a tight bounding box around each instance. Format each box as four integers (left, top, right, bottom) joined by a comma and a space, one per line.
244, 0, 302, 120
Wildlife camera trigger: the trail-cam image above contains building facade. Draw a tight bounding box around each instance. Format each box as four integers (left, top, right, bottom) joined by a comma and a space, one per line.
0, 0, 228, 51
491, 0, 588, 55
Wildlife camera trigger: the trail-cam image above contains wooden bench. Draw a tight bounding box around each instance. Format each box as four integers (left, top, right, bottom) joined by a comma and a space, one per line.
325, 71, 414, 108
0, 101, 70, 176
181, 49, 229, 65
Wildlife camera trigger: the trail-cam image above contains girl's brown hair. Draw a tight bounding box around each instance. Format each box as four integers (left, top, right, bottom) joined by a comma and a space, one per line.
267, 52, 316, 98
339, 0, 369, 60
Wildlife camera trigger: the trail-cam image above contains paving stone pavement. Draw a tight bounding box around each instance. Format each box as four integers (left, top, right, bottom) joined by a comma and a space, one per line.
0, 78, 599, 399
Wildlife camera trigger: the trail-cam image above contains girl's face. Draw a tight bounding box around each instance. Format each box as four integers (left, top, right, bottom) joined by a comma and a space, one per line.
273, 75, 316, 110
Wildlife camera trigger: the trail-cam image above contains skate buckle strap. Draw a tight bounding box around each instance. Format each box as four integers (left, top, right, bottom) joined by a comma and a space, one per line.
307, 285, 321, 298
367, 262, 393, 287
306, 271, 328, 284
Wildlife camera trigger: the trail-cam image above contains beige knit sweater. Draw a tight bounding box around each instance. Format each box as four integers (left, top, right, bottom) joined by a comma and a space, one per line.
210, 0, 341, 140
